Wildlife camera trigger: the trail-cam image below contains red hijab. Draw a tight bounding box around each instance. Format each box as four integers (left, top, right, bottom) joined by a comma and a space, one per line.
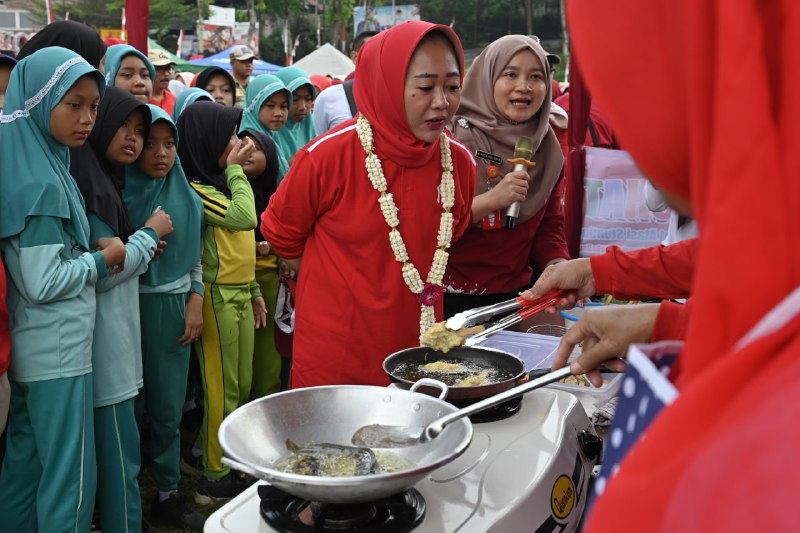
353, 21, 464, 169
570, 0, 800, 529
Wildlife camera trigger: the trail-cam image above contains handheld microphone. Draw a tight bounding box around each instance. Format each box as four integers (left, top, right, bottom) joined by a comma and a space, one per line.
504, 136, 534, 230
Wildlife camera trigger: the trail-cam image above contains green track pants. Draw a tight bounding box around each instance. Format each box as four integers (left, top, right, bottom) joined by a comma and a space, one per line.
195, 282, 254, 479
136, 292, 191, 492
0, 375, 96, 533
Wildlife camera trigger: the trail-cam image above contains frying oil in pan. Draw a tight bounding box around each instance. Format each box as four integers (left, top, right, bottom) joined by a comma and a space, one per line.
393, 359, 514, 387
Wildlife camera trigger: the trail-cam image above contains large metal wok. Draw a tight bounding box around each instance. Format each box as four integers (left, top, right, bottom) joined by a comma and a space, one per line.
384, 345, 529, 405
218, 384, 472, 504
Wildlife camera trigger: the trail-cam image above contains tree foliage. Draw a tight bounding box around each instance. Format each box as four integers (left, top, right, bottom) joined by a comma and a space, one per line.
23, 0, 195, 39
416, 0, 562, 50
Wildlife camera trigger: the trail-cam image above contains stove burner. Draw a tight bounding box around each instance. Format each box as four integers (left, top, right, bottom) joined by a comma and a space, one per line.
467, 396, 522, 423
258, 485, 425, 532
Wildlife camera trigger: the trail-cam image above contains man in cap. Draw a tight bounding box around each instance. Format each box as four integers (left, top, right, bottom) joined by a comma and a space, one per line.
148, 48, 177, 116
229, 45, 255, 109
546, 51, 562, 99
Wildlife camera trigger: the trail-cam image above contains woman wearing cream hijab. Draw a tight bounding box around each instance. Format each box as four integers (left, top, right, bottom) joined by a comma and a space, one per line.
445, 35, 568, 317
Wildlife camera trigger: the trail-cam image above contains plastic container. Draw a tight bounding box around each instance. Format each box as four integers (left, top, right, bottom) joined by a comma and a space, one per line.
475, 331, 561, 371
559, 302, 607, 330
545, 372, 622, 416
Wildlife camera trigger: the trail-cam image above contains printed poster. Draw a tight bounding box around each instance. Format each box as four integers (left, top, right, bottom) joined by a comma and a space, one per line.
580, 147, 672, 257
353, 5, 420, 37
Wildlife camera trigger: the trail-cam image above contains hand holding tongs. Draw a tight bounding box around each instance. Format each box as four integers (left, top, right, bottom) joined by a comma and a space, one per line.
445, 289, 573, 346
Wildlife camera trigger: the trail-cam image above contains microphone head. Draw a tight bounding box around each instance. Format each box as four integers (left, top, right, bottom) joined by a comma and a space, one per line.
513, 136, 534, 161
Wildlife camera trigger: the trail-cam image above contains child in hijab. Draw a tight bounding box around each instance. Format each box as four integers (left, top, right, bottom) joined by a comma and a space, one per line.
261, 21, 477, 388
445, 35, 568, 317
274, 66, 318, 158
0, 54, 17, 112
104, 44, 155, 103
0, 46, 123, 533
238, 129, 283, 397
71, 87, 174, 533
239, 74, 292, 181
124, 105, 207, 531
193, 66, 236, 107
16, 20, 107, 69
176, 101, 265, 503
173, 87, 213, 122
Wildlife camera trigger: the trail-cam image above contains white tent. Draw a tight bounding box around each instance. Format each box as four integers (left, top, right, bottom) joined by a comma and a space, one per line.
293, 43, 355, 80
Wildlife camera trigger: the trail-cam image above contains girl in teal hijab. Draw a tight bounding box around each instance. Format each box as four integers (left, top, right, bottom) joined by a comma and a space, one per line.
239, 74, 292, 182
104, 43, 156, 103
173, 87, 213, 121
0, 46, 120, 533
274, 66, 318, 156
123, 105, 207, 529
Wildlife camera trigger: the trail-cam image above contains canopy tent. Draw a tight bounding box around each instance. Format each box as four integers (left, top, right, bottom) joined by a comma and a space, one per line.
189, 46, 281, 74
292, 43, 355, 80
147, 38, 206, 73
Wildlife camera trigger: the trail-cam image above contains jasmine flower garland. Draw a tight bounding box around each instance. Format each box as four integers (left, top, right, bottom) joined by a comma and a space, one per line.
356, 114, 455, 340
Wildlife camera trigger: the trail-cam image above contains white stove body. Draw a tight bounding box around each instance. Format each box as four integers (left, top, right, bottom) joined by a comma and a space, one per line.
205, 389, 595, 533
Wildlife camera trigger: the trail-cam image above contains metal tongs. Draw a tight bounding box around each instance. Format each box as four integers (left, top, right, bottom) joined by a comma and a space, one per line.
446, 289, 573, 346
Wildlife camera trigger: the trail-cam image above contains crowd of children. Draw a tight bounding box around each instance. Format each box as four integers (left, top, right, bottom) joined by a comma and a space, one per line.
0, 22, 322, 532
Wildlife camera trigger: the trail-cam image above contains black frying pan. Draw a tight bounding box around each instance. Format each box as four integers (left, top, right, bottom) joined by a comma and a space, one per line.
383, 346, 533, 406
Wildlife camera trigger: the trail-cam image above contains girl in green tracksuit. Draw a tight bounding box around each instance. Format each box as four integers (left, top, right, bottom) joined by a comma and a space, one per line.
0, 48, 121, 533
71, 87, 173, 533
176, 101, 266, 504
124, 104, 207, 530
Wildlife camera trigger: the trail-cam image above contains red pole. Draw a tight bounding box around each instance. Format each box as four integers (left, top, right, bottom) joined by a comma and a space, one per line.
564, 51, 591, 258
126, 0, 149, 53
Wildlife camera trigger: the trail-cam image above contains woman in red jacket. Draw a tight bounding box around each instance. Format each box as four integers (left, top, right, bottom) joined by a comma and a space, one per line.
542, 0, 800, 530
261, 21, 476, 387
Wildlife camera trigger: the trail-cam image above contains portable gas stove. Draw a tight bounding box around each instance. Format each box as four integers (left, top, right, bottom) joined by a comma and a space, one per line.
204, 388, 601, 533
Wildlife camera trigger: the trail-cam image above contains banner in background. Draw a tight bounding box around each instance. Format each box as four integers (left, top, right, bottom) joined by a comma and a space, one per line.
202, 24, 233, 54
207, 6, 235, 27
233, 22, 258, 51
100, 28, 125, 42
580, 147, 671, 257
353, 5, 420, 37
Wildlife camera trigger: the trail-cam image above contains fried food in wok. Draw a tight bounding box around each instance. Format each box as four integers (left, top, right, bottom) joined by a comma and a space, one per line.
274, 439, 407, 477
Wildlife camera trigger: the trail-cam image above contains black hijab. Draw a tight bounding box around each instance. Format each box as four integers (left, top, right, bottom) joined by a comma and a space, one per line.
239, 129, 279, 241
194, 67, 236, 103
71, 87, 151, 240
177, 101, 242, 197
17, 21, 106, 68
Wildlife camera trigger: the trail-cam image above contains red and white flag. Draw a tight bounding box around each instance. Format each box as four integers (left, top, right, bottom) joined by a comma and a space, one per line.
177, 29, 184, 57
45, 0, 53, 24
121, 7, 126, 42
